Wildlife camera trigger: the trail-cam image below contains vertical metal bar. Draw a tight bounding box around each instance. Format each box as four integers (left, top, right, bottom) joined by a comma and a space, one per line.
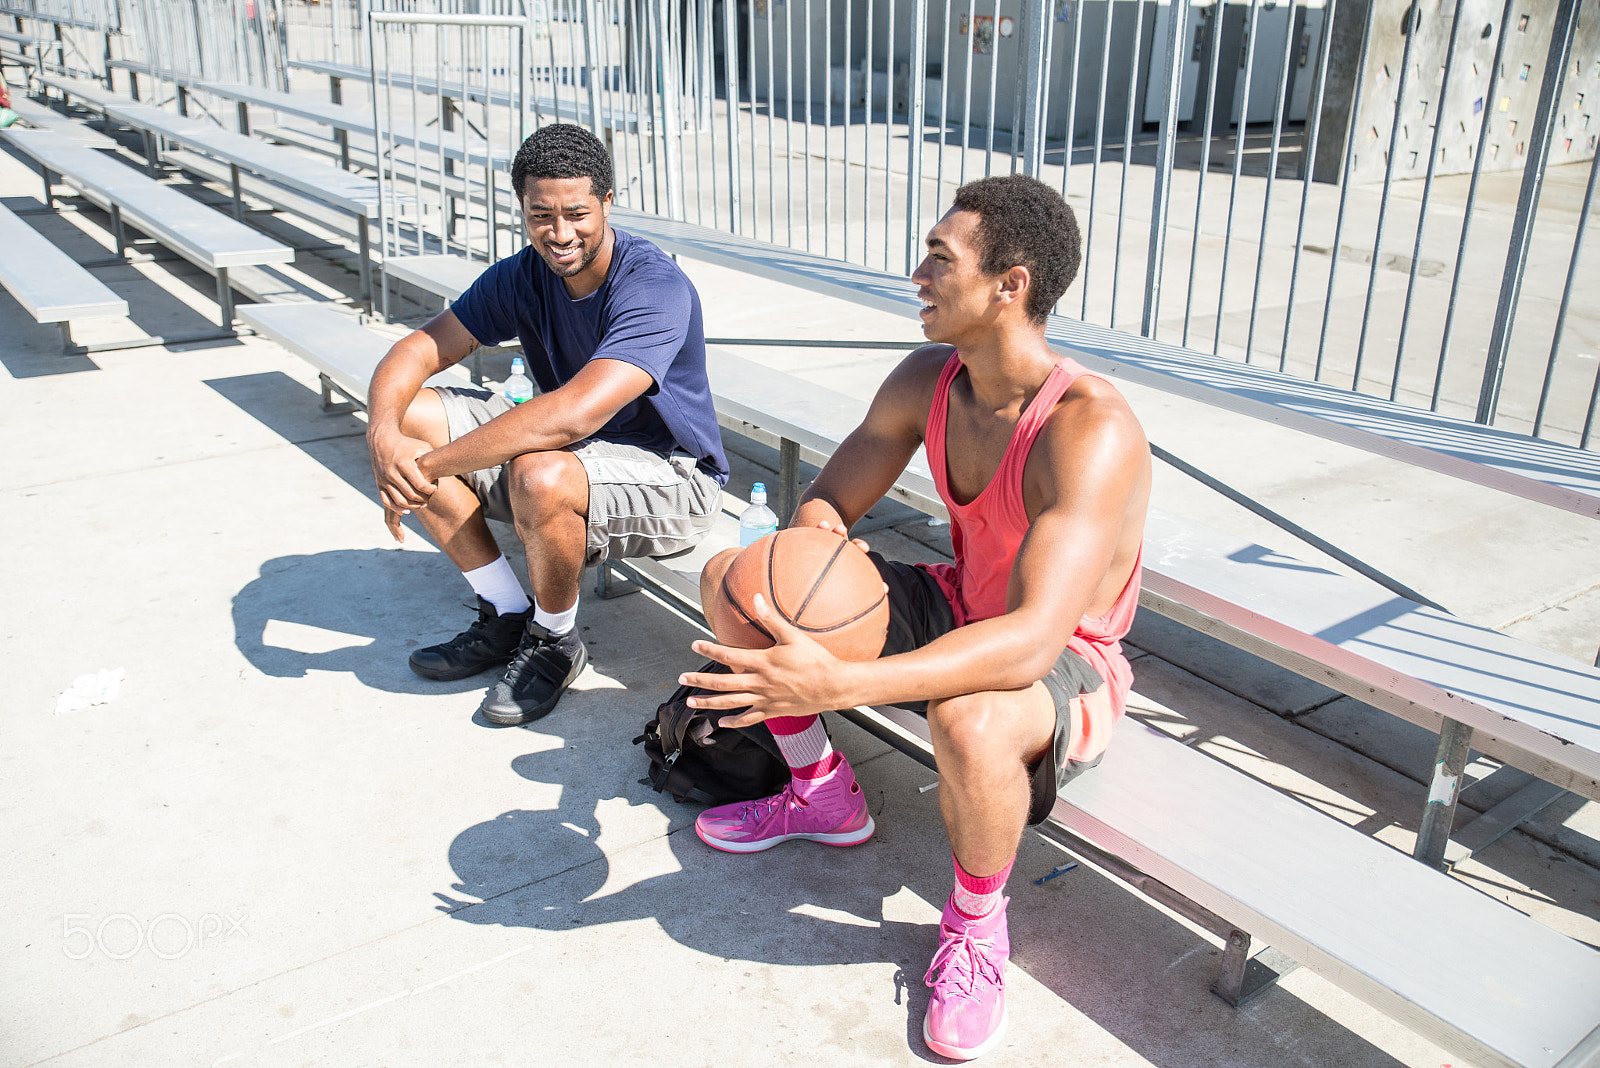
1142, 0, 1189, 340
1350, 0, 1421, 391
1433, 0, 1513, 409
1109, 0, 1146, 330
762, 0, 776, 239
1313, 0, 1375, 381
822, 0, 832, 256
1018, 0, 1049, 178
882, 0, 895, 269
1477, 0, 1581, 426
958, 0, 976, 192
215, 266, 233, 327
1211, 0, 1261, 356
745, 0, 760, 233
660, 0, 686, 220
777, 438, 800, 526
784, 0, 796, 244
1056, 0, 1083, 210
844, 0, 853, 258
1532, 141, 1600, 436
1414, 717, 1473, 871
1388, 1, 1464, 400
724, 0, 743, 233
1280, 0, 1339, 371
229, 162, 243, 220
933, 0, 952, 218
584, 0, 607, 138
862, 0, 874, 260
981, 0, 999, 176
1080, 0, 1114, 320
904, 0, 928, 273
1243, 0, 1299, 362
802, 0, 813, 251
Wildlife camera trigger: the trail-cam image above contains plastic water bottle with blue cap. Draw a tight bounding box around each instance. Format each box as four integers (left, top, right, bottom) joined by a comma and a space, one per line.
504, 357, 534, 405
739, 482, 780, 547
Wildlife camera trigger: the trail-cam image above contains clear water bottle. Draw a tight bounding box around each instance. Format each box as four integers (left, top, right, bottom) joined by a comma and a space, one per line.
504, 356, 534, 405
739, 482, 780, 546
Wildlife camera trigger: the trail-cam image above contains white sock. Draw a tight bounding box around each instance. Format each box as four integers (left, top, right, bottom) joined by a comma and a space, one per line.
463, 556, 531, 616
534, 598, 578, 637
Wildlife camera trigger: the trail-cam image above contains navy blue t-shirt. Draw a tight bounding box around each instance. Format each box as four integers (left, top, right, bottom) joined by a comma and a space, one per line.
450, 227, 729, 484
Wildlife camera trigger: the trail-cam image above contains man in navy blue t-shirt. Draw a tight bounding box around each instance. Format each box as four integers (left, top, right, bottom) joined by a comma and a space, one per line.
367, 124, 728, 726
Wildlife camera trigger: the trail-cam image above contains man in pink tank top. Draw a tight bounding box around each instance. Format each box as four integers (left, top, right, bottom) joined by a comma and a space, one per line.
681, 175, 1151, 1060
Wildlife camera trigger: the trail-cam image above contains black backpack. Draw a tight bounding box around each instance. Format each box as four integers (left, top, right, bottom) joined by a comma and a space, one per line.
634, 660, 797, 805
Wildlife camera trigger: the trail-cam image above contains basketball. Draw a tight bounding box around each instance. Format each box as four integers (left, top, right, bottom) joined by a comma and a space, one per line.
711, 526, 889, 661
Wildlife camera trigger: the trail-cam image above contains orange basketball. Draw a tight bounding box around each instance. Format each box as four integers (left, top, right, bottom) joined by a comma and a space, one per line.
711, 527, 889, 662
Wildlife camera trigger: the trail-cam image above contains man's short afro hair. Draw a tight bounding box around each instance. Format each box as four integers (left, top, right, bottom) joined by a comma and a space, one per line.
512, 123, 614, 201
950, 175, 1081, 323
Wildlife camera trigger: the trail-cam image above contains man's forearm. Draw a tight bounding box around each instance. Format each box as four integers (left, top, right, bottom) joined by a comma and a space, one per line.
418, 392, 592, 480
835, 613, 1063, 710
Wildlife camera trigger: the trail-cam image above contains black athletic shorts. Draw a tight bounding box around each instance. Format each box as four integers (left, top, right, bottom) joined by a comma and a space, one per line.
871, 552, 1105, 826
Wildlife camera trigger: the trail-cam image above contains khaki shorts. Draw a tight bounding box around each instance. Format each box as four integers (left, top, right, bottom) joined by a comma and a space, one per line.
434, 386, 722, 568
871, 553, 1106, 827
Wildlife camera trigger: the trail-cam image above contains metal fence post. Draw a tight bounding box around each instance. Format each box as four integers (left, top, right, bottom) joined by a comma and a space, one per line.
654, 0, 685, 220
1476, 0, 1582, 425
904, 0, 930, 273
721, 0, 742, 235
1141, 0, 1189, 340
582, 0, 607, 141
1018, 0, 1050, 179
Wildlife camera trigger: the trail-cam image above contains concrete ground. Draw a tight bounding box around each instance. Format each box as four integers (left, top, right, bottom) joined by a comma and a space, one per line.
2, 96, 1599, 1068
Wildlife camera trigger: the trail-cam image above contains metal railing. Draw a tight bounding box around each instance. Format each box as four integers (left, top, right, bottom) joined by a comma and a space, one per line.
301, 0, 1599, 448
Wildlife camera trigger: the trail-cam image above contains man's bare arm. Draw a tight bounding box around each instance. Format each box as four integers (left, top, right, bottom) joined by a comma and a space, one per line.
366, 311, 481, 530
418, 357, 655, 480
790, 345, 947, 534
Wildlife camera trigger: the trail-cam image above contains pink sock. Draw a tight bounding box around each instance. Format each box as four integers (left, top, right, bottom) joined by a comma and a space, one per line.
767, 715, 837, 780
951, 854, 1013, 919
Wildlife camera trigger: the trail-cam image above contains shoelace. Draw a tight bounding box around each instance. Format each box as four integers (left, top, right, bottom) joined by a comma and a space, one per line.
924, 927, 1003, 999
734, 783, 807, 822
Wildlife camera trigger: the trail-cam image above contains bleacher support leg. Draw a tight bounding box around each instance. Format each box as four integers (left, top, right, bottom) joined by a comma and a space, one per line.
101, 34, 112, 90
58, 321, 74, 353
40, 166, 53, 208
1414, 717, 1474, 870
177, 86, 188, 118
128, 70, 139, 102
215, 267, 234, 327
778, 438, 800, 524
229, 163, 244, 221
236, 101, 250, 136
110, 203, 125, 257
357, 217, 372, 308
1211, 929, 1299, 1008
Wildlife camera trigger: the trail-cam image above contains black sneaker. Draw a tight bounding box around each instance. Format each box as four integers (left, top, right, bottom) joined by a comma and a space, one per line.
409, 597, 531, 681
479, 621, 589, 726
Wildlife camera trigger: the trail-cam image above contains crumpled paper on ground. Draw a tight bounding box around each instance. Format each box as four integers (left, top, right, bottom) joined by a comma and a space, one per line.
55, 668, 127, 715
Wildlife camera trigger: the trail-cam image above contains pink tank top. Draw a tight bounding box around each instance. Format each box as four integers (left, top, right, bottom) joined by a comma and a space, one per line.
921, 352, 1142, 760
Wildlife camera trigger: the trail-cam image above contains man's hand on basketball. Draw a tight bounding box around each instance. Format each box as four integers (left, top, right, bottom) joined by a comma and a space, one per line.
368, 425, 438, 542
682, 594, 843, 726
811, 518, 870, 555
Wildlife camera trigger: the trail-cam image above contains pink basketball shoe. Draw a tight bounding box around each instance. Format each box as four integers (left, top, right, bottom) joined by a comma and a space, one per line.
923, 895, 1010, 1060
694, 755, 875, 853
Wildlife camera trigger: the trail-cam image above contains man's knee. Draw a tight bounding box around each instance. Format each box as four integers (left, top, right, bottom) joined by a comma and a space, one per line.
928, 689, 1049, 772
699, 547, 741, 615
399, 387, 451, 447
506, 449, 588, 526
